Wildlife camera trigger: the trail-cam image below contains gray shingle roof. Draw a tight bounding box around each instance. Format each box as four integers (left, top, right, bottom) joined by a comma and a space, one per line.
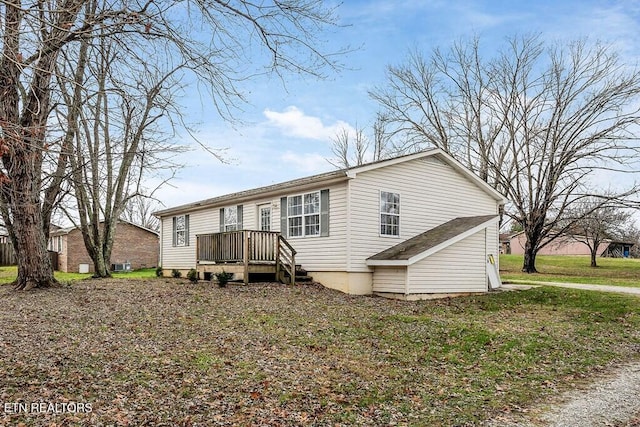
367, 215, 498, 261
154, 148, 507, 217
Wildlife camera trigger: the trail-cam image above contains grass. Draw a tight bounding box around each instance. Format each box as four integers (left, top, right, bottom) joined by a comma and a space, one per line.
0, 266, 156, 284
0, 280, 639, 426
500, 254, 640, 287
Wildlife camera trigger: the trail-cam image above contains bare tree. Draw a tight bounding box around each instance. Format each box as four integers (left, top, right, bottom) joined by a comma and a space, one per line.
371, 34, 640, 273
372, 113, 391, 162
328, 125, 369, 168
122, 195, 161, 232
328, 117, 391, 169
0, 0, 344, 289
60, 32, 183, 277
561, 198, 632, 267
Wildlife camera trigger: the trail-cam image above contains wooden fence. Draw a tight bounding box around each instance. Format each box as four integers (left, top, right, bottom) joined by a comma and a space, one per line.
0, 242, 16, 266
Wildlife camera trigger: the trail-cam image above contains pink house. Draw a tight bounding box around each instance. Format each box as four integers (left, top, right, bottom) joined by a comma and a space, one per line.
508, 232, 631, 257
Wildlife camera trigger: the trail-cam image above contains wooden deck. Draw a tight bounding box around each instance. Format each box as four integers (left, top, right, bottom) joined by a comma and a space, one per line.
196, 230, 297, 284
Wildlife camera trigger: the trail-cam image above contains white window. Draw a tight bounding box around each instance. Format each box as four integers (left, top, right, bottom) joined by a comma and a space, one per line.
259, 205, 271, 231
380, 191, 400, 236
174, 215, 187, 246
288, 191, 320, 237
223, 206, 238, 231
48, 236, 61, 252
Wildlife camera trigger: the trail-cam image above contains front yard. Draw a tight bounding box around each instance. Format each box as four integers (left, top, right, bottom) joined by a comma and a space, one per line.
500, 254, 640, 287
0, 266, 157, 284
1, 279, 639, 426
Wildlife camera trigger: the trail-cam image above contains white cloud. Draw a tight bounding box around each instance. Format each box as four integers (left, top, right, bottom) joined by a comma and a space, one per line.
280, 151, 333, 175
263, 106, 354, 141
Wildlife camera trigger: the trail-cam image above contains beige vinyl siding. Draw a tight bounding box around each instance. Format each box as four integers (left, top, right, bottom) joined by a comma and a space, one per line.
284, 183, 348, 271
372, 267, 406, 293
408, 229, 487, 293
159, 184, 347, 271
161, 209, 219, 270
349, 156, 498, 272
485, 221, 499, 269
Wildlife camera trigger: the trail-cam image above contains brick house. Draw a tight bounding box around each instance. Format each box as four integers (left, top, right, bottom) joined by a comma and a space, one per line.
48, 220, 159, 273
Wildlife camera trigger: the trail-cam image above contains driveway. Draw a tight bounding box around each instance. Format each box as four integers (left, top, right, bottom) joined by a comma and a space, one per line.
493, 281, 640, 427
502, 280, 640, 296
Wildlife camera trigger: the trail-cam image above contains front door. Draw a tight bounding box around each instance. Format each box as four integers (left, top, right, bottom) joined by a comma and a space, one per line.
259, 205, 271, 231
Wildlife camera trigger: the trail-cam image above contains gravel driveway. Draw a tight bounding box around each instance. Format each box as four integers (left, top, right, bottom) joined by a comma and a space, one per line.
486, 362, 640, 426
492, 283, 640, 426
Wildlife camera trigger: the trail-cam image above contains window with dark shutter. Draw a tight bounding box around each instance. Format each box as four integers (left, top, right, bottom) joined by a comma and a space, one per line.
283, 190, 329, 238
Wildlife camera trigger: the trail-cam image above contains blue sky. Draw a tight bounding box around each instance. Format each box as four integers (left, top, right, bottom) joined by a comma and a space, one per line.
153, 0, 640, 209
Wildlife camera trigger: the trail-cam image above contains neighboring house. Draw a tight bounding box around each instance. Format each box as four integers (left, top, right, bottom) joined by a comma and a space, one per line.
154, 149, 507, 298
499, 233, 512, 254
509, 232, 634, 258
48, 220, 159, 273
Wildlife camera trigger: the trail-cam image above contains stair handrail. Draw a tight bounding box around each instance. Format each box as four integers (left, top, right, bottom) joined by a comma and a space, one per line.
277, 234, 296, 285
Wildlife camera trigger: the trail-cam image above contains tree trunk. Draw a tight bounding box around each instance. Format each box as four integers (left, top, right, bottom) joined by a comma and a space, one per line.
522, 238, 538, 273
10, 158, 56, 290
92, 251, 111, 278
590, 250, 598, 268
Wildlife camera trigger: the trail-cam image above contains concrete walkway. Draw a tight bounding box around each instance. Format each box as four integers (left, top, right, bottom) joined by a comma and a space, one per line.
502, 280, 640, 296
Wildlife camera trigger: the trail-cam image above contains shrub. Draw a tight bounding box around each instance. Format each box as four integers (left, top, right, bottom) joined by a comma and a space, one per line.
155, 266, 163, 277
187, 268, 198, 283
214, 271, 233, 287
171, 269, 182, 278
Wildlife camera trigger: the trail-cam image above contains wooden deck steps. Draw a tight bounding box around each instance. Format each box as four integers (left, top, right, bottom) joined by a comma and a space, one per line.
282, 266, 313, 283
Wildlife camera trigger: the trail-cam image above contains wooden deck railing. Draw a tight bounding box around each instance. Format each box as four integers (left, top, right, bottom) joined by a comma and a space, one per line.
196, 230, 296, 285
276, 235, 296, 286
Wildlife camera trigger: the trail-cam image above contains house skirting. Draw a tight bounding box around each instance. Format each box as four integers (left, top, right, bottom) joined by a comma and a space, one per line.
374, 291, 482, 301
309, 271, 373, 295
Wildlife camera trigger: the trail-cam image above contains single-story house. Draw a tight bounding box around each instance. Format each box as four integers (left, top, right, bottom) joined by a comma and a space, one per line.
508, 232, 634, 258
48, 220, 159, 273
154, 149, 507, 298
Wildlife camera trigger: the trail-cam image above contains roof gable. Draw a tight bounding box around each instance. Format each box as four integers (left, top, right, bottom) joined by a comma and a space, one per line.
366, 215, 498, 266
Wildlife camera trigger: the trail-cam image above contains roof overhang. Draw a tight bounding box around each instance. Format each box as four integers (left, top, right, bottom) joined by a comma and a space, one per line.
366, 216, 499, 267
154, 173, 350, 217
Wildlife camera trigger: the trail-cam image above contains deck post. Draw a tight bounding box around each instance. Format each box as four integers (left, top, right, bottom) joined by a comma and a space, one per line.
290, 251, 295, 286
275, 235, 281, 282
243, 231, 249, 285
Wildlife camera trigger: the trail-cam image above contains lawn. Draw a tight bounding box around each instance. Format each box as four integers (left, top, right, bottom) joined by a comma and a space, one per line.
500, 254, 640, 287
0, 266, 156, 284
1, 279, 639, 426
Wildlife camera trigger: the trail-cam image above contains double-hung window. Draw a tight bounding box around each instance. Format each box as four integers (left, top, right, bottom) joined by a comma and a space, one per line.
288, 191, 320, 237
223, 206, 238, 231
219, 205, 243, 232
380, 191, 400, 236
173, 214, 189, 246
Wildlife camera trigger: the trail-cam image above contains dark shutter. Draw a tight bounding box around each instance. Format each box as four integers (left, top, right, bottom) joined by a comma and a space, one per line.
172, 217, 177, 246
185, 215, 190, 246
237, 205, 243, 230
219, 208, 225, 232
280, 196, 288, 238
320, 189, 330, 237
